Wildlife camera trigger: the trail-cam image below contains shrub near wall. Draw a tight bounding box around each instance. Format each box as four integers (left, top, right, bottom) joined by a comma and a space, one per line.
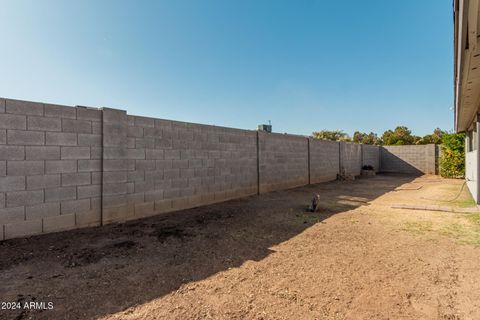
439, 133, 465, 178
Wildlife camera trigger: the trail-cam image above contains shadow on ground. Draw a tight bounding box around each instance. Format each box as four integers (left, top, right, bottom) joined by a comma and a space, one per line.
0, 174, 415, 320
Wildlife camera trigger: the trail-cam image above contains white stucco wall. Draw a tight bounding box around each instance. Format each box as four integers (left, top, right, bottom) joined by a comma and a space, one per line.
465, 150, 478, 203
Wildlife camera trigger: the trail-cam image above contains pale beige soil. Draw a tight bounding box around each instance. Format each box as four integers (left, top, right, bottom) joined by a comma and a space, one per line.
1, 174, 479, 320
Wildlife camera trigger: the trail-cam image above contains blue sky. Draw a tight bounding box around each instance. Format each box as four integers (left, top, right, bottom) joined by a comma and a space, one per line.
0, 0, 453, 136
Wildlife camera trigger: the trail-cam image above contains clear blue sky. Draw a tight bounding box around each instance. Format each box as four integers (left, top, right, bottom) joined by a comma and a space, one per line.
0, 0, 453, 136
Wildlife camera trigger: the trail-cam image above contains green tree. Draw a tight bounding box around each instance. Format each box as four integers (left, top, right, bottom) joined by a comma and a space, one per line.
352, 131, 381, 145
417, 128, 445, 145
312, 130, 351, 141
439, 133, 465, 178
382, 126, 415, 145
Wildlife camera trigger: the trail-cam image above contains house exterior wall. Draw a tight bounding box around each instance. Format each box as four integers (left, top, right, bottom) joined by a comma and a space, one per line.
465, 120, 479, 204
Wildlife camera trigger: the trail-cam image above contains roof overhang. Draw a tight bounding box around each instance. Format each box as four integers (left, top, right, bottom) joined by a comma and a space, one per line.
454, 0, 480, 132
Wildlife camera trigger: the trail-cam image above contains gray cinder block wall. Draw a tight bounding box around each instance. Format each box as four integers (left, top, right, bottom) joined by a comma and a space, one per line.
0, 99, 102, 241
0, 97, 437, 240
380, 145, 436, 175
340, 142, 362, 176
309, 139, 340, 183
258, 132, 309, 193
362, 144, 381, 172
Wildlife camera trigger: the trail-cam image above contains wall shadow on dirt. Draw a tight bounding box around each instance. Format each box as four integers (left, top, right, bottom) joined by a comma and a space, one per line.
0, 174, 416, 320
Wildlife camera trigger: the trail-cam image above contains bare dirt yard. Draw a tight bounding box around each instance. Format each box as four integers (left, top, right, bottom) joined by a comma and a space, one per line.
1, 174, 480, 320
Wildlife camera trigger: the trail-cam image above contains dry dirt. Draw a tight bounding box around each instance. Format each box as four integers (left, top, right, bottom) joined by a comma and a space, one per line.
1, 174, 479, 320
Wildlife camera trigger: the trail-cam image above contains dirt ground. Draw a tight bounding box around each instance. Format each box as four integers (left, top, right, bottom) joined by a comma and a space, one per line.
1, 174, 479, 320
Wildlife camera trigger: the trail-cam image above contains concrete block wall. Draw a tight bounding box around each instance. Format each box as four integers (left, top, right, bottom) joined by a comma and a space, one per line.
380, 144, 436, 174
258, 132, 309, 193
340, 142, 362, 176
0, 98, 102, 240
309, 138, 340, 183
362, 144, 380, 172
0, 97, 438, 241
120, 115, 258, 221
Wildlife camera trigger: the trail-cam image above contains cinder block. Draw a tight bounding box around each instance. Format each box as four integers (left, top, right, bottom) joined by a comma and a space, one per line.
61, 146, 90, 159
7, 130, 45, 145
44, 103, 76, 119
164, 169, 180, 179
43, 213, 76, 233
27, 116, 61, 131
155, 138, 172, 148
8, 161, 44, 176
0, 206, 25, 224
6, 190, 43, 207
103, 147, 127, 159
0, 176, 25, 192
127, 149, 145, 160
91, 197, 101, 209
62, 119, 92, 133
127, 192, 144, 204
144, 170, 163, 181
102, 108, 127, 125
6, 99, 44, 116
4, 219, 42, 239
45, 132, 77, 146
154, 199, 173, 212
134, 201, 155, 217
128, 126, 143, 138
155, 159, 172, 170
145, 189, 163, 202
164, 188, 180, 199
103, 123, 126, 147
26, 174, 60, 190
103, 183, 127, 196
0, 113, 26, 130
26, 146, 59, 160
92, 121, 102, 134
91, 172, 102, 184
0, 130, 5, 144
77, 134, 102, 147
146, 149, 163, 160
103, 159, 131, 171
25, 202, 60, 220
61, 198, 91, 214
143, 127, 162, 137
136, 160, 155, 171
103, 194, 127, 208
180, 168, 195, 178
132, 116, 154, 128
90, 147, 102, 159
76, 107, 101, 121
0, 98, 5, 113
75, 209, 101, 227
102, 205, 132, 224
134, 180, 154, 193
171, 197, 193, 211
0, 161, 5, 176
77, 184, 101, 199
127, 170, 144, 182
61, 172, 90, 186
104, 171, 127, 183
164, 149, 180, 160
44, 186, 76, 202
45, 160, 77, 174
78, 159, 101, 172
